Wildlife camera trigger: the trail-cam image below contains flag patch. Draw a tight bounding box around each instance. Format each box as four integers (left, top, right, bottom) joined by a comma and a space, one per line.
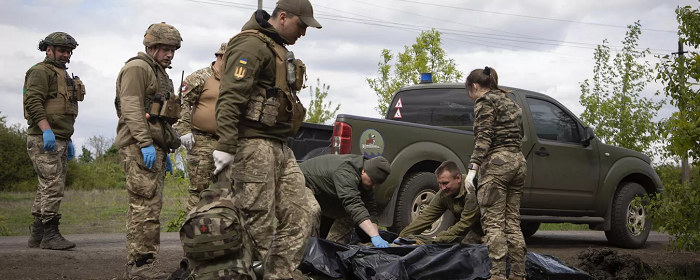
239, 58, 248, 65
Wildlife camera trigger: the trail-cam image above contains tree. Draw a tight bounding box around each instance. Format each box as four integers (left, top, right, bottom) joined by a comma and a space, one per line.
0, 113, 35, 190
86, 135, 114, 159
305, 78, 340, 124
367, 29, 463, 116
78, 146, 93, 164
579, 21, 664, 155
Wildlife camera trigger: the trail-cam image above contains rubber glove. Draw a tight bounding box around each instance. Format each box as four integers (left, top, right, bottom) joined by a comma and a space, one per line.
180, 133, 195, 150
67, 141, 75, 161
464, 169, 477, 195
42, 129, 56, 151
213, 150, 235, 175
141, 144, 156, 170
166, 154, 173, 175
371, 235, 390, 248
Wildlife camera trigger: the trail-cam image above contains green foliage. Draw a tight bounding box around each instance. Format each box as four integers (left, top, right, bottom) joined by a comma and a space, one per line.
655, 6, 700, 162
0, 214, 11, 236
579, 21, 664, 155
164, 173, 189, 232
305, 78, 340, 124
638, 180, 700, 252
0, 113, 36, 190
367, 29, 463, 116
79, 146, 93, 164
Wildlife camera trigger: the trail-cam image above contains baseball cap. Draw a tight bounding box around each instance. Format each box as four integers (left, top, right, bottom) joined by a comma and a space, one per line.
275, 0, 322, 29
215, 42, 227, 56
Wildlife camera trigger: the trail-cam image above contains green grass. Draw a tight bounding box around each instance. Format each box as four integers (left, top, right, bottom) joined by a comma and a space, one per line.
539, 223, 590, 231
0, 175, 188, 236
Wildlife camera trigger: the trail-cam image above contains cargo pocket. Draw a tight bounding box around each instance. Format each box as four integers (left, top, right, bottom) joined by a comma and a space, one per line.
244, 92, 265, 123
231, 141, 270, 183
35, 153, 61, 181
124, 155, 159, 198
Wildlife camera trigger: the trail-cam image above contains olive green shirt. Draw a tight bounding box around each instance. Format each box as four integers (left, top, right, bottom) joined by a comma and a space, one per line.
23, 58, 76, 139
215, 10, 296, 154
399, 174, 482, 243
300, 154, 379, 225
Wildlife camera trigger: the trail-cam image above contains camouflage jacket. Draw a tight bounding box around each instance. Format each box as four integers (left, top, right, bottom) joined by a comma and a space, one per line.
23, 58, 77, 139
173, 62, 217, 136
470, 89, 523, 166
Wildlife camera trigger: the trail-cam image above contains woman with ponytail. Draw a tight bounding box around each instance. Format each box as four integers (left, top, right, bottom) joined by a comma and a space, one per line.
463, 67, 527, 280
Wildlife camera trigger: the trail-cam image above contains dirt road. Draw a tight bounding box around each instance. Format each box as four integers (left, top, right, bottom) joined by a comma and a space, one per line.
1, 231, 698, 280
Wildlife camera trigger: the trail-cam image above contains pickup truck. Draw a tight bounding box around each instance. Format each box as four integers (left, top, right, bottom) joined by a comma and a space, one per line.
323, 82, 663, 249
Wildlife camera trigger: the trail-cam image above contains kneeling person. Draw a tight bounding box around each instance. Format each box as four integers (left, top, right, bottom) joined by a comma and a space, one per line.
300, 154, 391, 248
398, 161, 483, 245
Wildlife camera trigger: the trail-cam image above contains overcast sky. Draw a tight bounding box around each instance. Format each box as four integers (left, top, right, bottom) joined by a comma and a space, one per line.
0, 0, 694, 154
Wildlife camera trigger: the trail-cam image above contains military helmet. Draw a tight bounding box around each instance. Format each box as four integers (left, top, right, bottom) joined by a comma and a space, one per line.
143, 22, 182, 49
38, 32, 78, 51
215, 42, 227, 56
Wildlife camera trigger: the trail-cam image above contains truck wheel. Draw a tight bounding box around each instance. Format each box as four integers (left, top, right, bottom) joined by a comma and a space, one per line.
604, 182, 651, 249
520, 222, 540, 238
393, 172, 455, 237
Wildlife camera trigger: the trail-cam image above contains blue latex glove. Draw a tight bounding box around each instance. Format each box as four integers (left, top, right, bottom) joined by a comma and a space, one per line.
67, 141, 75, 161
42, 129, 56, 151
371, 235, 390, 248
166, 154, 173, 175
141, 144, 156, 170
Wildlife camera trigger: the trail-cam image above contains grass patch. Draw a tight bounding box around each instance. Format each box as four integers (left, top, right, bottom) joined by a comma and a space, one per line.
648, 265, 700, 280
539, 223, 589, 231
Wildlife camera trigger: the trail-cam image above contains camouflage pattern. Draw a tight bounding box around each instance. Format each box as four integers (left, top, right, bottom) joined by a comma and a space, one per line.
173, 65, 215, 136
324, 216, 355, 244
39, 32, 78, 51
477, 151, 527, 277
27, 135, 68, 222
184, 134, 217, 212
143, 22, 182, 49
470, 89, 523, 166
227, 138, 320, 280
215, 43, 227, 56
119, 143, 167, 264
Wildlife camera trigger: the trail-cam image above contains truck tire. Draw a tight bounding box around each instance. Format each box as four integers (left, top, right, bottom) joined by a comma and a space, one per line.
604, 182, 651, 249
520, 222, 540, 238
392, 172, 455, 238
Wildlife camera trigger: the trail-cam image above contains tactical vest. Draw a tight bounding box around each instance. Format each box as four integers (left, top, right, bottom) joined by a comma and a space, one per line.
191, 74, 220, 134
232, 30, 307, 134
24, 63, 85, 119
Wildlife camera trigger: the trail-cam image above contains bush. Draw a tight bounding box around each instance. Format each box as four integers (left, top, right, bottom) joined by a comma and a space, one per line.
641, 181, 700, 251
0, 115, 35, 190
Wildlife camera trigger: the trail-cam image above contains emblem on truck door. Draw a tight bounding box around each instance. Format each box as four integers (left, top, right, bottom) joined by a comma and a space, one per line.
360, 129, 384, 159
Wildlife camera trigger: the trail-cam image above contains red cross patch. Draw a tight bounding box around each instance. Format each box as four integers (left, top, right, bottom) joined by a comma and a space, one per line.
199, 225, 209, 233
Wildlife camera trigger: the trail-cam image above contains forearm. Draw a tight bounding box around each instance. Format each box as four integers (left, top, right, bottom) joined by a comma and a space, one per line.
37, 119, 51, 131
358, 219, 379, 237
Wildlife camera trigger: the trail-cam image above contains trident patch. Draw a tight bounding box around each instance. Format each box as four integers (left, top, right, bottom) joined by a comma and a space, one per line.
234, 66, 246, 80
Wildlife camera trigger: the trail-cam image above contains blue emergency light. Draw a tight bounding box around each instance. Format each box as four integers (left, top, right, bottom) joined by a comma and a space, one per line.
419, 72, 433, 84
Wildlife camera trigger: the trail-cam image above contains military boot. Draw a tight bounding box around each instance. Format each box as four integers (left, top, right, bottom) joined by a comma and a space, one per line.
126, 258, 170, 280
489, 274, 507, 280
28, 216, 44, 248
508, 275, 526, 280
40, 215, 76, 250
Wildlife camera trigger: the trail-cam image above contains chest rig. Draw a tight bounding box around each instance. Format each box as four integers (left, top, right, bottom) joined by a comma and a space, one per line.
232, 30, 307, 134
24, 62, 85, 119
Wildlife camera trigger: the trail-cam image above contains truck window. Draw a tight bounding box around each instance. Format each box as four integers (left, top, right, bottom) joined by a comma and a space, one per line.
388, 88, 475, 127
526, 97, 581, 143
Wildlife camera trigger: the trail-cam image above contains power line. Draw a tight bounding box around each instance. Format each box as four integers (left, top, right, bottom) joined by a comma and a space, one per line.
388, 0, 676, 33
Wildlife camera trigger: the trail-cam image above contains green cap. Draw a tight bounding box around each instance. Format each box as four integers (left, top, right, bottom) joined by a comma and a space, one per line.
364, 156, 391, 184
275, 0, 322, 29
215, 42, 227, 56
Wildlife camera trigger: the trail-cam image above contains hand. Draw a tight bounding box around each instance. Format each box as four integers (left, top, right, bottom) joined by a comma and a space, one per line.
213, 150, 235, 175
141, 144, 156, 170
464, 169, 477, 195
166, 154, 173, 175
42, 129, 56, 151
180, 133, 195, 150
67, 141, 75, 161
370, 235, 390, 248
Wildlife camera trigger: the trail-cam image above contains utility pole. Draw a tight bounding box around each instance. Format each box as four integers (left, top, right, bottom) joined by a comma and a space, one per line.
258, 0, 262, 10
673, 40, 691, 184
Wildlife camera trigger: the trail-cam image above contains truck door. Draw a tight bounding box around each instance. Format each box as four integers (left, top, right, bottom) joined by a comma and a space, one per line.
522, 96, 600, 211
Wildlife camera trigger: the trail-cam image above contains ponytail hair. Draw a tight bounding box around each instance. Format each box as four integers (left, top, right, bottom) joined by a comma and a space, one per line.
465, 66, 510, 93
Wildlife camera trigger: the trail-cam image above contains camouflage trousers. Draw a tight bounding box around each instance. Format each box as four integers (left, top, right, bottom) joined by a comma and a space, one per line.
477, 151, 527, 277
119, 143, 166, 264
186, 134, 217, 212
27, 135, 68, 222
406, 230, 483, 245
228, 138, 320, 280
319, 216, 355, 244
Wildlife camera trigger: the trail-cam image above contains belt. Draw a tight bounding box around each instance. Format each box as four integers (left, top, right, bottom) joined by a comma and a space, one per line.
191, 129, 219, 140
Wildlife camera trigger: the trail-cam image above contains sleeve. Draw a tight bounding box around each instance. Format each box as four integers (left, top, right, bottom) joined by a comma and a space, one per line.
23, 68, 51, 125
333, 165, 372, 225
398, 194, 448, 237
360, 188, 379, 224
118, 66, 152, 147
435, 193, 480, 240
173, 72, 205, 135
470, 97, 496, 165
215, 39, 264, 153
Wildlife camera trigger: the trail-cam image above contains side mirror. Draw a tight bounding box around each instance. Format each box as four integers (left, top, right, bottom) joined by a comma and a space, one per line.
582, 127, 595, 147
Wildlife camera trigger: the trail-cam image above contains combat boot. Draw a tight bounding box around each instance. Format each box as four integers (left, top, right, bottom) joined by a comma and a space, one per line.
126, 258, 170, 280
40, 215, 76, 250
28, 216, 44, 248
489, 274, 507, 280
508, 275, 526, 280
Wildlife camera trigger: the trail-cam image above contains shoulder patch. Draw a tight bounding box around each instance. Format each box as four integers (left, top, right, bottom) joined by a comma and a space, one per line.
238, 58, 248, 65
234, 66, 246, 80
181, 82, 188, 92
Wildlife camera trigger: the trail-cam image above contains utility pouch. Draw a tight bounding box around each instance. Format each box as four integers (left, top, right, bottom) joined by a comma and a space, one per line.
293, 59, 306, 91
260, 88, 280, 127
159, 93, 181, 125
291, 98, 306, 134
244, 88, 265, 123
149, 93, 164, 118
72, 76, 86, 102
163, 123, 182, 152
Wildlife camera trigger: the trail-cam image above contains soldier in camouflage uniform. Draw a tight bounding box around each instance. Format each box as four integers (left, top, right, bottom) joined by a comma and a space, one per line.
213, 0, 322, 278
115, 22, 183, 280
174, 42, 227, 212
24, 32, 83, 250
464, 67, 527, 280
